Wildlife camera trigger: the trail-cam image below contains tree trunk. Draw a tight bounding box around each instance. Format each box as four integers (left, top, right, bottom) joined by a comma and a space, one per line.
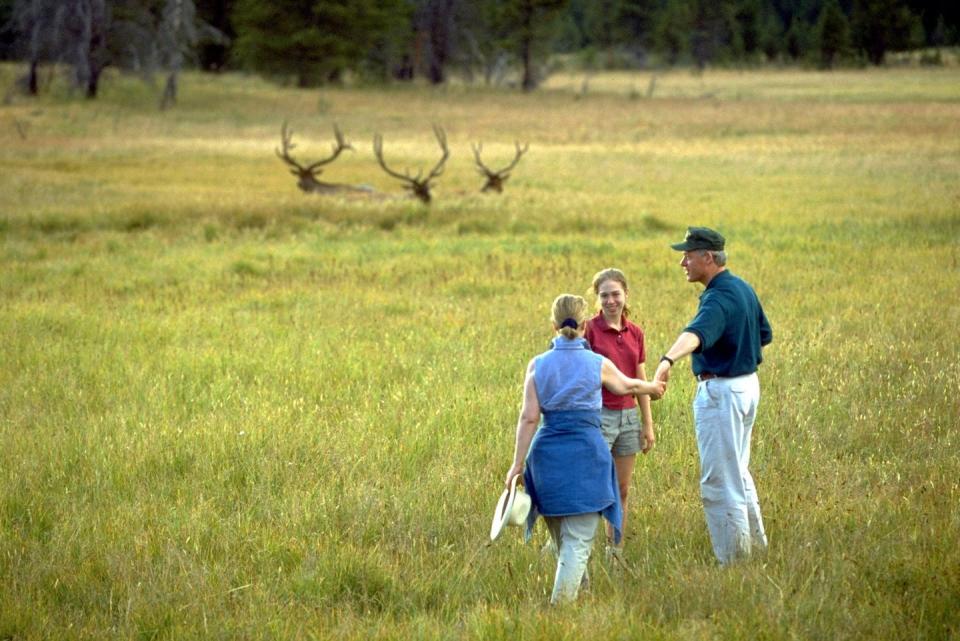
392, 54, 414, 81
520, 3, 536, 92
159, 71, 178, 109
427, 54, 445, 84
80, 2, 107, 99
28, 59, 40, 96
426, 0, 455, 85
85, 64, 102, 98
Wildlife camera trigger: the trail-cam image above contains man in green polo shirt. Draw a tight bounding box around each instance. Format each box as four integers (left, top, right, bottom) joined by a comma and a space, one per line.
654, 227, 773, 565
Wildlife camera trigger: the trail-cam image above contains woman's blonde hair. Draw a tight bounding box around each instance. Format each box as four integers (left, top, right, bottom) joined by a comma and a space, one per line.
591, 267, 631, 318
552, 294, 588, 339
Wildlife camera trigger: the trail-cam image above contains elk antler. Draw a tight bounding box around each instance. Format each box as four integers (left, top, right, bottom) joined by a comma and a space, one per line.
276, 121, 354, 193
373, 125, 449, 204
471, 141, 529, 193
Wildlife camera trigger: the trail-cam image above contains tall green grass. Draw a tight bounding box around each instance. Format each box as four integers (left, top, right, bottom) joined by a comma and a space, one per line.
1, 64, 958, 639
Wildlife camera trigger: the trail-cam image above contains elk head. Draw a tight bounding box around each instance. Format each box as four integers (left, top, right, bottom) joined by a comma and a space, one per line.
373, 125, 449, 204
471, 141, 529, 193
276, 121, 353, 193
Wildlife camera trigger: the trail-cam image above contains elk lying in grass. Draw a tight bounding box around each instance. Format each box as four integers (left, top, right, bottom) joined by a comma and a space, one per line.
471, 141, 529, 193
276, 122, 371, 194
373, 125, 449, 204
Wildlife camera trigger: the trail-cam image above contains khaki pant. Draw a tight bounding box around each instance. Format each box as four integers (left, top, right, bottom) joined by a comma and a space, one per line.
544, 512, 600, 604
694, 373, 768, 564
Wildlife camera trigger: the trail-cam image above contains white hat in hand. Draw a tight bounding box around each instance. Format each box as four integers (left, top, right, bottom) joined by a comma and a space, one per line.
490, 474, 531, 541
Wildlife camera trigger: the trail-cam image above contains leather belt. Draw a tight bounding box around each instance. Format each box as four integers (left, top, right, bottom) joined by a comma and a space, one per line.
697, 372, 756, 381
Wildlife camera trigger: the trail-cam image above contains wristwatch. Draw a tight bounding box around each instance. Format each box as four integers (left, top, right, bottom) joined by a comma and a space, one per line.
659, 355, 674, 366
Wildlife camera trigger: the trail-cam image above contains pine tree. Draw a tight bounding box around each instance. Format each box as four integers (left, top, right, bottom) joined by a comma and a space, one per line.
784, 15, 811, 59
232, 0, 408, 86
652, 0, 693, 65
816, 0, 850, 67
499, 0, 568, 91
852, 0, 920, 64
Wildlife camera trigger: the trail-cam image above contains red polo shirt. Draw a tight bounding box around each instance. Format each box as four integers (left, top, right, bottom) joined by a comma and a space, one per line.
585, 313, 646, 410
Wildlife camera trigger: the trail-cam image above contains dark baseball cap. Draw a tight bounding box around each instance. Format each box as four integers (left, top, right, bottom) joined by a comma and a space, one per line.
671, 227, 725, 251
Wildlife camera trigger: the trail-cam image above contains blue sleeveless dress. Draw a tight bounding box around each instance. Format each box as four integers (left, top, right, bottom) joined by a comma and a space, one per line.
523, 336, 623, 544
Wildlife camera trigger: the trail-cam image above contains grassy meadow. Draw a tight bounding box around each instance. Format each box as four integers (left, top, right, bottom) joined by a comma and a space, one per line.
1, 64, 959, 639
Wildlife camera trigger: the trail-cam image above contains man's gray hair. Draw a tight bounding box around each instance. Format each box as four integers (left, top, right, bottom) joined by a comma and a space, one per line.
708, 250, 727, 266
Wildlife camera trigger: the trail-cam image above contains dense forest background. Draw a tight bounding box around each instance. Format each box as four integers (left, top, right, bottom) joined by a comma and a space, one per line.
1, 0, 958, 98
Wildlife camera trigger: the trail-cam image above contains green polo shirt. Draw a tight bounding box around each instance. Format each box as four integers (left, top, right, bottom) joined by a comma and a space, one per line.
684, 270, 772, 377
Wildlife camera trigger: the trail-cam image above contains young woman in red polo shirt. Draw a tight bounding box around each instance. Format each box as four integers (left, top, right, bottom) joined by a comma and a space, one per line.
584, 268, 655, 560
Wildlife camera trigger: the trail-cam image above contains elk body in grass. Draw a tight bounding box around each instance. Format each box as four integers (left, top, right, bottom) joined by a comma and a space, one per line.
373, 125, 449, 204
471, 141, 529, 193
276, 122, 371, 195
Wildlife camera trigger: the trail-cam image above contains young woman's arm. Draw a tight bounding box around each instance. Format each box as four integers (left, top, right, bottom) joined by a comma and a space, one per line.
635, 361, 656, 453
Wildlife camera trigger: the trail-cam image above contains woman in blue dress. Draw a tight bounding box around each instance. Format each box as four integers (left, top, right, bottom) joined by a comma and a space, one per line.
503, 294, 665, 604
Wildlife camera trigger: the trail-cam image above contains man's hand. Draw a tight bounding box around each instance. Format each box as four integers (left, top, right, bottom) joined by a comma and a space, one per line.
654, 360, 672, 387
646, 378, 666, 399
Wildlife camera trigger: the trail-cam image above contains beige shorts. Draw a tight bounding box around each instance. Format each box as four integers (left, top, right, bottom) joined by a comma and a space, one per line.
600, 406, 642, 457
